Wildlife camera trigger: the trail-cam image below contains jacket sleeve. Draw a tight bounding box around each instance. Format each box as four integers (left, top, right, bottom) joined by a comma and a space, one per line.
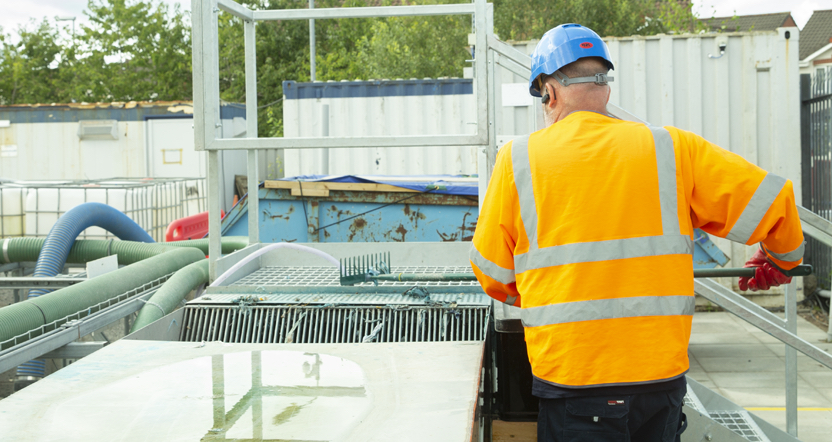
673, 127, 804, 270
470, 142, 521, 306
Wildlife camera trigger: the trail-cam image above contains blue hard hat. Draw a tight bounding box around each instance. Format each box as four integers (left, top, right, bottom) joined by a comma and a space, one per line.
529, 24, 614, 97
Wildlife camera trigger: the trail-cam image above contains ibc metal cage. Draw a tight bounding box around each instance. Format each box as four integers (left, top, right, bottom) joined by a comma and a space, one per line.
0, 178, 206, 242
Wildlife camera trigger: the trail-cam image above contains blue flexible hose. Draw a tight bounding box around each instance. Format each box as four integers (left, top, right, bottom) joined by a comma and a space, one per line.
17, 202, 154, 386
28, 202, 154, 299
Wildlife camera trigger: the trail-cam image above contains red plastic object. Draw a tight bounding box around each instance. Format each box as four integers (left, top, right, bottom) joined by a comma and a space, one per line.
165, 210, 225, 242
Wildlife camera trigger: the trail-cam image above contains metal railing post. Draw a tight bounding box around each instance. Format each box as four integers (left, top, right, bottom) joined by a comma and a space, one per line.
245, 18, 260, 245
485, 3, 496, 184
200, 0, 223, 281
474, 0, 490, 172
208, 151, 222, 280
785, 278, 798, 436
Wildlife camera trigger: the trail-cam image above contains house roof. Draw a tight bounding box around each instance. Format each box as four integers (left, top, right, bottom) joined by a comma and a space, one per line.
800, 9, 832, 60
700, 11, 796, 33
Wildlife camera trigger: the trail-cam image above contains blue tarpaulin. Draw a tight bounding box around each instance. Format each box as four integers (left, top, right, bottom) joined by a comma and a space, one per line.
279, 174, 478, 196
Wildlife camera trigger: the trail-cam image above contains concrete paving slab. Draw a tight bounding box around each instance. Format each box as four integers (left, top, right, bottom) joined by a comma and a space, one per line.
708, 371, 813, 389
778, 354, 832, 372
748, 409, 832, 441
719, 386, 831, 407
696, 356, 787, 372
689, 332, 762, 345
691, 312, 832, 442
817, 388, 832, 402
689, 343, 780, 358
799, 371, 832, 389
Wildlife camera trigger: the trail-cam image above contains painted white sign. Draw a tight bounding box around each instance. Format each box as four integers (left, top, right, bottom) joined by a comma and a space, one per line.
86, 255, 119, 279
1, 145, 17, 157
502, 83, 534, 107
0, 120, 10, 128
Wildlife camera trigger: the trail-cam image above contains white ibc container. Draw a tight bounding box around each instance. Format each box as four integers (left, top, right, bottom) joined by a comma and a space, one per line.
181, 179, 206, 217
17, 178, 206, 242
0, 187, 26, 237
24, 187, 151, 240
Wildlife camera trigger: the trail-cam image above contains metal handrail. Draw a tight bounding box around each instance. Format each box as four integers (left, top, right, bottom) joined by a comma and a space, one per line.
0, 274, 172, 372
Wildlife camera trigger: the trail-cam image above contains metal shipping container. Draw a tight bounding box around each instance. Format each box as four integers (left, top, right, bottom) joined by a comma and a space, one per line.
282, 79, 478, 177
0, 102, 252, 212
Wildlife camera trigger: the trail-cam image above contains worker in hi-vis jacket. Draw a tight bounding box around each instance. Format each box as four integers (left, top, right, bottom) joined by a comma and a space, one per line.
470, 23, 804, 442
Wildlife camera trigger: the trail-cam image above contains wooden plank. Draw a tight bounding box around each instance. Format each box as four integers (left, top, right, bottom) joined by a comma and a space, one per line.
264, 180, 420, 194
290, 188, 329, 197
491, 420, 537, 442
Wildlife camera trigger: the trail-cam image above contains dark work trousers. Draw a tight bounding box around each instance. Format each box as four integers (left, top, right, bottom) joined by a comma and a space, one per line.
537, 386, 687, 442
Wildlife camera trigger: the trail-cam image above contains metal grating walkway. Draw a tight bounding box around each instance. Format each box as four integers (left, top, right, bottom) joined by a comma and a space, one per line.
234, 266, 479, 287
684, 390, 770, 442
708, 411, 768, 442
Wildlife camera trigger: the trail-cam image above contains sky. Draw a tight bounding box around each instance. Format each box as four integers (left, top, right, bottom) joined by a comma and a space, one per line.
0, 0, 827, 36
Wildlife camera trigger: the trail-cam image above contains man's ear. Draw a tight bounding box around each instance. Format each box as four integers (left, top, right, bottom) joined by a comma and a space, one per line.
545, 82, 557, 108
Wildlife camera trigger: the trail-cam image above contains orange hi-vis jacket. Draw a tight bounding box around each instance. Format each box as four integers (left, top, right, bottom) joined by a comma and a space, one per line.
471, 111, 804, 389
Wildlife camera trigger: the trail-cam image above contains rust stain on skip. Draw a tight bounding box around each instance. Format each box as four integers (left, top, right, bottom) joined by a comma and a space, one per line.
348, 218, 367, 241
393, 224, 408, 242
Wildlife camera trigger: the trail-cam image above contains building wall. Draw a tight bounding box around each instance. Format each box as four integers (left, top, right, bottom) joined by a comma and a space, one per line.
0, 121, 147, 180
0, 103, 248, 212
281, 79, 478, 177
800, 45, 832, 80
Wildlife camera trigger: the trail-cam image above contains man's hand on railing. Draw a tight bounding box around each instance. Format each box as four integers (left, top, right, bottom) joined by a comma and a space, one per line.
738, 248, 791, 291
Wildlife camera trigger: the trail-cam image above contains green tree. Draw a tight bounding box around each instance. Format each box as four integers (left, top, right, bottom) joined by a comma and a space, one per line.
1, 0, 705, 131
73, 0, 192, 101
493, 0, 703, 41
354, 1, 470, 80
0, 20, 64, 105
216, 0, 469, 137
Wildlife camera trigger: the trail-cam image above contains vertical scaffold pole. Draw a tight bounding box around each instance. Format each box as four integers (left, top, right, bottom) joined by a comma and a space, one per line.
245, 19, 260, 245
785, 278, 798, 436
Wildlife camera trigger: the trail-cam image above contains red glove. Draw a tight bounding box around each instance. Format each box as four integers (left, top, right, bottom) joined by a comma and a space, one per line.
738, 248, 791, 291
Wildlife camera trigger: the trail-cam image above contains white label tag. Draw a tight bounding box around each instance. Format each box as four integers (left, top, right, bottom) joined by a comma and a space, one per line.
86, 255, 119, 279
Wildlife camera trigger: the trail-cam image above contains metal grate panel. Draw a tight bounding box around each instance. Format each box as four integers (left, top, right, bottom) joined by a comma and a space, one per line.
180, 304, 488, 344
708, 410, 770, 442
683, 391, 706, 413
234, 266, 478, 287
192, 293, 490, 306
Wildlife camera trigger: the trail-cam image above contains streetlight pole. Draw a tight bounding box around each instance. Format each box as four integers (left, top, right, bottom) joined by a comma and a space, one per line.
56, 16, 76, 44
309, 0, 316, 82
56, 16, 77, 102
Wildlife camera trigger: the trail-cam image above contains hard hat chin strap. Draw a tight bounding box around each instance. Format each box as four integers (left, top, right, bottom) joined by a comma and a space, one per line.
553, 70, 614, 87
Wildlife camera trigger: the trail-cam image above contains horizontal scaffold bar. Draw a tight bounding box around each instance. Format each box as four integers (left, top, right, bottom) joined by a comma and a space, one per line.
251, 3, 477, 21
205, 134, 487, 150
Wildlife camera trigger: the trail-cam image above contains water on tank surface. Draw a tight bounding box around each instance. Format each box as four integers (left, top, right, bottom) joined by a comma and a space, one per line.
39, 350, 371, 441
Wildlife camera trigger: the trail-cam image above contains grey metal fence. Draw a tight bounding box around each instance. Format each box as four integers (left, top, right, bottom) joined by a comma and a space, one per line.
802, 69, 832, 289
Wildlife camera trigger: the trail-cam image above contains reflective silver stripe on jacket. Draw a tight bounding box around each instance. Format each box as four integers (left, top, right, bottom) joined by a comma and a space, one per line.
515, 235, 693, 274
510, 127, 692, 275
469, 243, 516, 284
651, 127, 681, 236
511, 136, 540, 249
504, 295, 518, 306
521, 295, 695, 328
726, 173, 787, 244
763, 242, 805, 262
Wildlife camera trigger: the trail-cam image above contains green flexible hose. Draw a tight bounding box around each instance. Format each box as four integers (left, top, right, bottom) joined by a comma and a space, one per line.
0, 247, 207, 349
0, 237, 250, 265
0, 237, 250, 348
129, 259, 210, 333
